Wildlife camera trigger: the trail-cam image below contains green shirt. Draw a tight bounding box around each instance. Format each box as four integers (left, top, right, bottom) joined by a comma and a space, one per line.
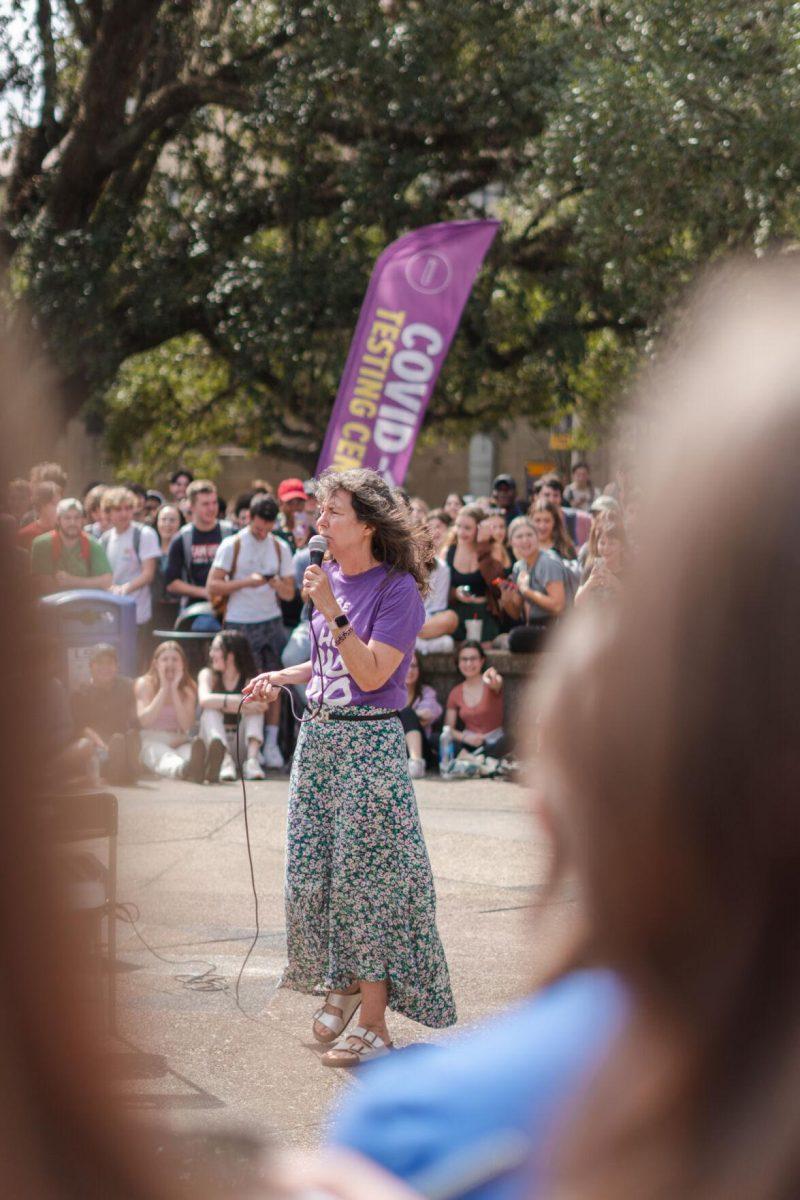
30, 530, 111, 579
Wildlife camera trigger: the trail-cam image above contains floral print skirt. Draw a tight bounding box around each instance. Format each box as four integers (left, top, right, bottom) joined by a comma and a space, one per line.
281, 705, 456, 1028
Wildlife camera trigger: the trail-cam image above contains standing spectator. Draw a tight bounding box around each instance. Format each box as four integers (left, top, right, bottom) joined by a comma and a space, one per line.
5, 478, 31, 524
491, 474, 525, 520
168, 468, 193, 504
71, 644, 140, 784
563, 461, 599, 511
126, 483, 147, 521
230, 491, 254, 528
30, 498, 112, 593
537, 472, 591, 548
444, 641, 505, 758
143, 489, 164, 523
276, 476, 308, 551
100, 487, 160, 666
17, 481, 60, 549
135, 641, 203, 780
399, 651, 442, 777
164, 479, 234, 631
442, 492, 464, 521
25, 461, 67, 524
152, 503, 182, 631
445, 505, 499, 644
500, 516, 566, 652
207, 494, 294, 768
197, 631, 266, 782
82, 484, 108, 537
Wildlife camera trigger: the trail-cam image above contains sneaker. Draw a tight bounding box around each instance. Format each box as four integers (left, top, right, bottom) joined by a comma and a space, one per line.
182, 737, 206, 783
204, 738, 226, 783
219, 753, 238, 782
416, 634, 455, 655
242, 757, 266, 781
263, 742, 285, 770
106, 733, 127, 784
408, 757, 426, 779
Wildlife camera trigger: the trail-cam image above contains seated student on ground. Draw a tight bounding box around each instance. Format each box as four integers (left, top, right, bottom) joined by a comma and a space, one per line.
71, 644, 140, 784
499, 516, 566, 653
445, 505, 500, 645
444, 640, 505, 759
135, 641, 203, 781
197, 630, 266, 783
575, 515, 627, 608
399, 651, 443, 779
30, 498, 112, 594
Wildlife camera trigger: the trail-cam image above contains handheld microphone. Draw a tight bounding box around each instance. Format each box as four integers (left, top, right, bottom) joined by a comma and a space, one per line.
304, 534, 328, 618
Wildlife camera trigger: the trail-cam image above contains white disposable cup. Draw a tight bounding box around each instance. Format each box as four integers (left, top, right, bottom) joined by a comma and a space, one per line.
465, 618, 483, 642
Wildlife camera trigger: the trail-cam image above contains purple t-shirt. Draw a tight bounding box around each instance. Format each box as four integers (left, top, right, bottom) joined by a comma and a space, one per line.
306, 562, 425, 709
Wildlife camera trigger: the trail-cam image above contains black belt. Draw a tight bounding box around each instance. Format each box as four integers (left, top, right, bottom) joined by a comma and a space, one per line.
307, 707, 400, 722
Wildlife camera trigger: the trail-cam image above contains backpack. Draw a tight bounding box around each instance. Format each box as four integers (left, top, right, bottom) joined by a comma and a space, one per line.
210, 531, 243, 620
101, 522, 143, 561
50, 529, 91, 567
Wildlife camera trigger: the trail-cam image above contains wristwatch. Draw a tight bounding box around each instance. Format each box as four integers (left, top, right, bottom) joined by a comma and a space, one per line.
333, 613, 350, 629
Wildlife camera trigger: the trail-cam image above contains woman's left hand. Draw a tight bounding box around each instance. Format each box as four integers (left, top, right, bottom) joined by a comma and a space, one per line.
302, 564, 337, 618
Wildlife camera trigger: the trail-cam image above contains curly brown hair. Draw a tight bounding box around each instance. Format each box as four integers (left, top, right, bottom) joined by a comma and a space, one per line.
313, 468, 435, 595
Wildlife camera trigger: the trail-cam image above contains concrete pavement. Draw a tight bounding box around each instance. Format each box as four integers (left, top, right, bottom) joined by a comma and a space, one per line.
113, 770, 576, 1150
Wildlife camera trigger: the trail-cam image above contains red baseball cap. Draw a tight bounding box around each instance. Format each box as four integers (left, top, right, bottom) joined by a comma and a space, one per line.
277, 477, 307, 503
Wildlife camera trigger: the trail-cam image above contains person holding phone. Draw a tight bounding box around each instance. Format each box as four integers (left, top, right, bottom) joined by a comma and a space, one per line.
207, 494, 295, 768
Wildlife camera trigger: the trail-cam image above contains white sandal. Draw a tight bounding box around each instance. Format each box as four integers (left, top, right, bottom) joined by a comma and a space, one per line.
312, 990, 362, 1044
320, 1025, 394, 1068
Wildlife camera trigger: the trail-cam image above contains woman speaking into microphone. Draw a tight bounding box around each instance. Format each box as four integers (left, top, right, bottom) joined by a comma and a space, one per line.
243, 468, 456, 1066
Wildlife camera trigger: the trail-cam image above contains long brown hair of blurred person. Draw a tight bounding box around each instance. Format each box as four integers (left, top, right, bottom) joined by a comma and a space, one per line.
534, 254, 800, 1200
0, 310, 248, 1197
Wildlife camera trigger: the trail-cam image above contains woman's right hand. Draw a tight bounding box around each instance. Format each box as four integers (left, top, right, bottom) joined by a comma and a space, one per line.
242, 672, 281, 704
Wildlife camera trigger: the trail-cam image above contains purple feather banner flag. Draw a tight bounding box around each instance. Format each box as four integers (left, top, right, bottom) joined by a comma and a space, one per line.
317, 219, 500, 485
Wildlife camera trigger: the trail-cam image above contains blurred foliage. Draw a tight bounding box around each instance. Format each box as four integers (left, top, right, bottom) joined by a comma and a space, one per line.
2, 0, 799, 475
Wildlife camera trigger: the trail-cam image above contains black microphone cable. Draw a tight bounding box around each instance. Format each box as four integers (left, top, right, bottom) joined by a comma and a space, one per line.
232, 599, 330, 1011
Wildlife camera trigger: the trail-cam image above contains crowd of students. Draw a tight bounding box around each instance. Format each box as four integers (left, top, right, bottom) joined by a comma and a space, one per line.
9, 458, 635, 785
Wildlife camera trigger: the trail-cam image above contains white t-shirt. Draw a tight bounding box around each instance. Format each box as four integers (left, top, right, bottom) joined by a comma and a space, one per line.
104, 523, 160, 624
425, 558, 451, 616
212, 528, 293, 623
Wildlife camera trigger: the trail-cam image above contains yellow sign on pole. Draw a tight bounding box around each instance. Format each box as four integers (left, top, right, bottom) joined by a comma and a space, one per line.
549, 432, 573, 451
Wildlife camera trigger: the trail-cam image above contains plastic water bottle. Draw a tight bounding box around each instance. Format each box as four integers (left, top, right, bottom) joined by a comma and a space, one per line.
439, 725, 455, 775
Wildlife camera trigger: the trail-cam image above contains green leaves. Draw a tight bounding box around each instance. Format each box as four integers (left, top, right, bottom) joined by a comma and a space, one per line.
3, 0, 800, 472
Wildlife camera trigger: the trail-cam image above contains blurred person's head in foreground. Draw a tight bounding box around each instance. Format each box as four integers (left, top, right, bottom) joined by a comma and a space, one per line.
533, 255, 800, 1200
0, 318, 276, 1199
